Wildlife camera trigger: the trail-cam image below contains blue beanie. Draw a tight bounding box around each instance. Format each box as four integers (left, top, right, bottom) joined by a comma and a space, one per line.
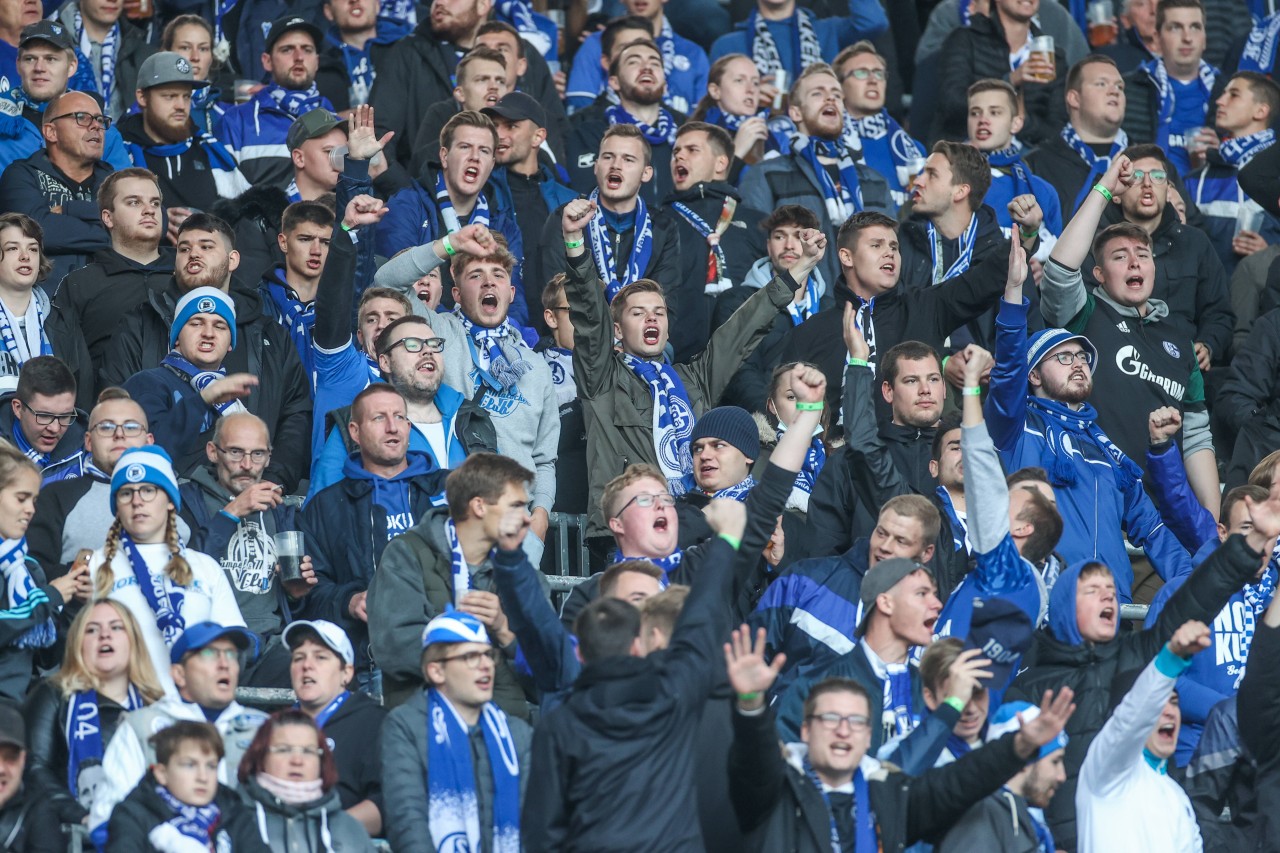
170, 286, 237, 350
690, 406, 760, 461
110, 446, 181, 511
1026, 327, 1097, 371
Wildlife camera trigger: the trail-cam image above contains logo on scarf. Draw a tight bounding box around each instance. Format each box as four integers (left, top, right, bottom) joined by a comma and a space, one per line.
125, 463, 146, 483
197, 297, 216, 313
657, 395, 694, 473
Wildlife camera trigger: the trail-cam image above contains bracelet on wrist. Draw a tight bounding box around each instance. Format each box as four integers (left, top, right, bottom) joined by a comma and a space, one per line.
442, 233, 457, 256
340, 222, 353, 233
564, 237, 585, 250
737, 692, 761, 703
943, 696, 966, 713
1018, 224, 1039, 239
1092, 184, 1114, 203
719, 533, 743, 551
847, 357, 870, 368
961, 386, 982, 397
795, 401, 824, 411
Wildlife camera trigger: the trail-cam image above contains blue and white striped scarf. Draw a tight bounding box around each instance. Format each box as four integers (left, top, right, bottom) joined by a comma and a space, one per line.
786, 274, 822, 326
124, 131, 246, 199
622, 353, 694, 493
263, 272, 316, 374
153, 784, 220, 849
1139, 58, 1218, 157
606, 103, 677, 146
1241, 13, 1280, 73
778, 424, 826, 508
0, 293, 52, 366
928, 212, 979, 285
435, 170, 491, 235
0, 537, 56, 649
121, 531, 186, 647
1219, 128, 1276, 168
748, 7, 823, 78
794, 135, 863, 223
1062, 123, 1130, 211
427, 689, 521, 853
610, 549, 682, 583
74, 9, 118, 109
161, 351, 248, 425
586, 188, 653, 302
802, 754, 876, 853
445, 517, 475, 608
457, 312, 530, 393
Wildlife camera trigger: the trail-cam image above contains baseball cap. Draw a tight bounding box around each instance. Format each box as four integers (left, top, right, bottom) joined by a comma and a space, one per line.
265, 15, 323, 53
963, 597, 1034, 688
422, 609, 490, 649
481, 91, 548, 129
1026, 328, 1099, 372
136, 51, 210, 91
855, 557, 934, 638
0, 703, 24, 751
287, 108, 348, 151
169, 622, 258, 664
19, 21, 74, 53
283, 619, 355, 666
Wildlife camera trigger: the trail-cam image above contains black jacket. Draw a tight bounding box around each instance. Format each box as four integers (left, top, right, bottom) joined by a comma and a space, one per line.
52, 247, 176, 384
1232, 622, 1280, 852
729, 702, 1042, 853
104, 772, 269, 853
99, 281, 313, 491
564, 98, 685, 208
1023, 132, 1100, 223
1007, 533, 1265, 852
933, 12, 1066, 146
1185, 696, 1259, 853
778, 248, 1010, 414
409, 99, 569, 182
661, 180, 768, 361
319, 689, 386, 813
1098, 26, 1157, 75
0, 149, 112, 286
370, 20, 565, 170
0, 780, 65, 853
1121, 65, 1164, 153
1217, 307, 1280, 491
209, 185, 290, 291
522, 537, 742, 852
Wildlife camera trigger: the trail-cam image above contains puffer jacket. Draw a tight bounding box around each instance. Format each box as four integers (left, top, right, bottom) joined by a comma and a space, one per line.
238, 778, 374, 853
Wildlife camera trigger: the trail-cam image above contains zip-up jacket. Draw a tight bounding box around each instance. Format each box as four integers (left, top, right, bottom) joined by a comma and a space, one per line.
117, 112, 251, 210
220, 86, 336, 190
0, 94, 131, 174
1184, 696, 1259, 853
237, 777, 372, 853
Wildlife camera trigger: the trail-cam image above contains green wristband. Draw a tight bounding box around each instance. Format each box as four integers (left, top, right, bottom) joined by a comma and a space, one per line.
718, 533, 742, 551
961, 386, 982, 397
944, 696, 966, 713
564, 238, 585, 250
1092, 184, 1113, 202
795, 401, 824, 411
1018, 224, 1039, 239
738, 692, 761, 702
442, 234, 457, 256
340, 222, 353, 233
847, 357, 870, 367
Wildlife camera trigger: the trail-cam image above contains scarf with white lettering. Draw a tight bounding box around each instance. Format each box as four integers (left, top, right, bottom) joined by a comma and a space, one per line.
265, 82, 327, 118
622, 353, 694, 492
435, 170, 491, 234
68, 686, 144, 803
1139, 58, 1218, 156
794, 135, 863, 223
457, 312, 529, 393
121, 531, 186, 646
670, 199, 735, 295
427, 689, 521, 853
161, 351, 249, 423
1062, 123, 1129, 211
928, 212, 979, 285
1218, 128, 1276, 169
884, 663, 918, 739
606, 103, 677, 146
586, 188, 653, 302
1026, 397, 1143, 491
1241, 13, 1280, 73
0, 293, 52, 366
543, 347, 577, 407
0, 537, 55, 648
75, 9, 118, 109
845, 109, 925, 191
778, 423, 826, 510
748, 8, 822, 78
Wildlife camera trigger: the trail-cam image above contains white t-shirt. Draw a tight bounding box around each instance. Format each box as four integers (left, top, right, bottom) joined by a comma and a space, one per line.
415, 421, 450, 468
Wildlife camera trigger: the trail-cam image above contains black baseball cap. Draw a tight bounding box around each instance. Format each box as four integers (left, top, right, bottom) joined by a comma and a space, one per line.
481, 91, 548, 129
20, 21, 74, 53
0, 703, 23, 750
265, 15, 323, 52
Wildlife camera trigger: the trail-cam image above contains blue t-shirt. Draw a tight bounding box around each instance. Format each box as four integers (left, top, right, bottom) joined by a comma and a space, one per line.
1168, 78, 1209, 174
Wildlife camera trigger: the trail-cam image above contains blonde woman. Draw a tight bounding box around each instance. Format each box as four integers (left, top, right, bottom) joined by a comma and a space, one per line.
22, 600, 165, 823
88, 446, 246, 695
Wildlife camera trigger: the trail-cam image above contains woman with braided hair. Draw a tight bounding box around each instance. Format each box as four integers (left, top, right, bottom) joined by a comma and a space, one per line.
87, 446, 247, 697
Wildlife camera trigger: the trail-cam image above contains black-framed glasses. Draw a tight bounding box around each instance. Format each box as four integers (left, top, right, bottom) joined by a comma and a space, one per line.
438, 649, 498, 669
807, 712, 871, 732
116, 484, 161, 504
381, 336, 445, 356
613, 492, 675, 518
18, 401, 77, 426
1132, 168, 1168, 185
1047, 350, 1094, 367
48, 111, 111, 129
90, 420, 146, 437
266, 744, 324, 758
841, 68, 886, 82
213, 445, 270, 463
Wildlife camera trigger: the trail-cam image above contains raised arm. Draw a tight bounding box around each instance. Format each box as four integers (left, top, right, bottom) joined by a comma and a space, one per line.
959, 345, 1016, 570
314, 196, 388, 351
1144, 407, 1218, 554
842, 307, 911, 508
1238, 482, 1280, 760
984, 240, 1032, 451
561, 198, 618, 398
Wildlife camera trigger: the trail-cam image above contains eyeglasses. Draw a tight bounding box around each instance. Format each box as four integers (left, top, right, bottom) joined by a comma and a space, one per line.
213, 445, 270, 464
1046, 350, 1094, 367
1132, 168, 1168, 185
613, 492, 675, 517
381, 336, 446, 356
115, 484, 161, 504
48, 111, 111, 129
192, 646, 240, 662
266, 744, 324, 758
18, 401, 76, 426
438, 649, 498, 669
807, 712, 871, 732
90, 420, 146, 437
841, 68, 886, 82
550, 306, 570, 313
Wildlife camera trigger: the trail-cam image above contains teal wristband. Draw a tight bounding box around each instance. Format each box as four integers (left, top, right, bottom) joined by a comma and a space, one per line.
340, 222, 353, 233
718, 533, 742, 551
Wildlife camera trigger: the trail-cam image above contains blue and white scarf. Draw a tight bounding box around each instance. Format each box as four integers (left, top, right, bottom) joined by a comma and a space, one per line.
10, 422, 50, 468
444, 517, 478, 608
605, 103, 677, 146
266, 82, 327, 118
75, 9, 118, 109
67, 686, 143, 800
0, 294, 52, 366
120, 530, 186, 646
845, 109, 926, 193
0, 537, 55, 649
1139, 58, 1218, 157
124, 132, 246, 199
621, 353, 694, 493
884, 663, 918, 738
1028, 804, 1056, 853
1240, 13, 1280, 73
697, 476, 756, 501
435, 170, 491, 235
426, 689, 521, 853
987, 140, 1036, 198
1026, 397, 1144, 491
587, 188, 654, 302
748, 7, 823, 78
312, 690, 349, 729
704, 105, 770, 133
457, 313, 530, 393
794, 135, 863, 223
1219, 128, 1276, 168
190, 86, 226, 137
1062, 123, 1130, 211
494, 0, 549, 57
161, 351, 248, 431
927, 213, 978, 285
802, 756, 876, 853
937, 486, 970, 553
670, 200, 732, 295
213, 0, 237, 62
264, 273, 316, 368
610, 549, 682, 582
1238, 566, 1278, 668
786, 275, 822, 326
778, 423, 826, 509
152, 784, 220, 849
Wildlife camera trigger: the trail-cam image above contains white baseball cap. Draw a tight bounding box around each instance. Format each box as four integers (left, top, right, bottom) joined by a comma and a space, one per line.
282, 619, 355, 666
